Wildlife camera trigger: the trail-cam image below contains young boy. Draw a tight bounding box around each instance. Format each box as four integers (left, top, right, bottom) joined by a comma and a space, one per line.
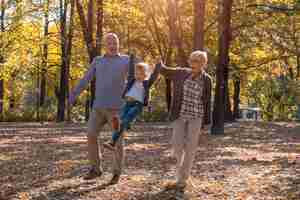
104, 56, 161, 150
159, 51, 212, 193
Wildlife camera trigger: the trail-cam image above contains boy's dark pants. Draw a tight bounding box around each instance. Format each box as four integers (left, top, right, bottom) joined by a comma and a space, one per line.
112, 101, 144, 143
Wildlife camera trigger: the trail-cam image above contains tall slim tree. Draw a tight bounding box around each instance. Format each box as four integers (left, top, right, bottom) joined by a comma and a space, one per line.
0, 0, 5, 121
57, 0, 75, 122
75, 0, 103, 120
211, 0, 233, 135
232, 69, 241, 119
144, 0, 174, 111
167, 0, 187, 66
193, 0, 206, 51
39, 0, 49, 107
165, 0, 188, 113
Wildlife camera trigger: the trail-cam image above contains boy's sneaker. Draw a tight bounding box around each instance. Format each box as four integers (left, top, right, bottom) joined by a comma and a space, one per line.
103, 142, 116, 151
83, 167, 103, 180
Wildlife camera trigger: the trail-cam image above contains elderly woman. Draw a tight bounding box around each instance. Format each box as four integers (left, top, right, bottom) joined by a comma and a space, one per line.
158, 50, 212, 192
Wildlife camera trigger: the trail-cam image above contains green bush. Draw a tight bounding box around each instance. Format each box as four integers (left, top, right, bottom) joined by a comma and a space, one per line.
139, 107, 169, 122
247, 76, 300, 121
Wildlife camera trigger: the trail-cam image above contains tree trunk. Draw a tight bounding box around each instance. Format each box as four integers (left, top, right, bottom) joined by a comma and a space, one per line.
145, 2, 173, 111
66, 0, 75, 122
165, 0, 187, 114
193, 0, 206, 51
233, 77, 240, 119
297, 54, 300, 78
96, 0, 103, 57
90, 0, 103, 111
76, 0, 95, 60
8, 76, 15, 110
57, 0, 67, 122
85, 98, 90, 121
224, 79, 234, 122
211, 0, 233, 135
165, 48, 173, 112
0, 0, 5, 121
36, 65, 40, 121
283, 58, 294, 80
167, 0, 187, 66
0, 79, 3, 121
76, 0, 103, 120
9, 94, 15, 110
8, 93, 15, 111
57, 0, 74, 122
224, 88, 232, 122
164, 79, 171, 111
39, 69, 46, 107
39, 0, 49, 107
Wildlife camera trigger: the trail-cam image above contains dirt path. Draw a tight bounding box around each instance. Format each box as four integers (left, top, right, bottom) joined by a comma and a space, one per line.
0, 121, 299, 200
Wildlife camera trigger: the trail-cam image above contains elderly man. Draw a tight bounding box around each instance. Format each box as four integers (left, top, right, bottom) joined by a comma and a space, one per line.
69, 33, 130, 184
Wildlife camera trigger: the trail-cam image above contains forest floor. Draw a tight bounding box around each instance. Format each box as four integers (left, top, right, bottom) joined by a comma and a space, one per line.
0, 121, 299, 200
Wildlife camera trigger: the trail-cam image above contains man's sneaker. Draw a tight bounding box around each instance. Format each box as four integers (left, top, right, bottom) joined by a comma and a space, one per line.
109, 174, 120, 185
83, 167, 103, 180
103, 142, 116, 151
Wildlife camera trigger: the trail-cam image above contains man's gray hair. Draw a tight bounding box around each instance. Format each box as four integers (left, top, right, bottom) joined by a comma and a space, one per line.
104, 33, 120, 43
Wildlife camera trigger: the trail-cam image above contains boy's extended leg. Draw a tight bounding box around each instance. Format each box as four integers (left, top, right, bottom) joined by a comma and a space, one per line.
115, 103, 143, 141
112, 102, 133, 141
104, 103, 143, 150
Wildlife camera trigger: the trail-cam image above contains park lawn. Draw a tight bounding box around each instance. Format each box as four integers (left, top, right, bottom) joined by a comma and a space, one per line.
0, 121, 299, 200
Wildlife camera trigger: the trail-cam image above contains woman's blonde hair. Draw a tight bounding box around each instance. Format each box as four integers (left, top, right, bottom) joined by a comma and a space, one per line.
189, 50, 208, 66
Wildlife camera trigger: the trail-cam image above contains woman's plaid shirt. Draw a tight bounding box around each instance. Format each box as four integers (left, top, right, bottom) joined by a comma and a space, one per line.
179, 72, 205, 120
